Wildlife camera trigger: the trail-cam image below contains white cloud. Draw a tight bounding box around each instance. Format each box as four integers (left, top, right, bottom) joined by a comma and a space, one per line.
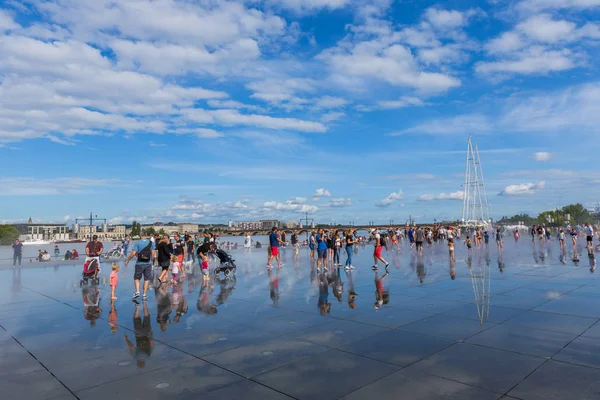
517, 14, 577, 43
476, 47, 577, 76
419, 191, 464, 201
314, 188, 332, 197
316, 6, 474, 94
180, 108, 327, 133
394, 114, 491, 136
402, 81, 600, 137
533, 152, 552, 161
517, 0, 600, 13
327, 198, 352, 207
376, 189, 404, 207
376, 97, 427, 110
314, 96, 349, 109
320, 111, 345, 122
499, 181, 546, 195
0, 177, 123, 196
0, 9, 19, 31
479, 14, 600, 79
267, 0, 352, 13
264, 200, 319, 213
424, 7, 479, 30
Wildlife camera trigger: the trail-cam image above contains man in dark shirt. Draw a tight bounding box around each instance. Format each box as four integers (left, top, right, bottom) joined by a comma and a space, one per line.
196, 242, 216, 260
186, 236, 195, 262
85, 235, 104, 257
172, 234, 186, 264
12, 239, 23, 267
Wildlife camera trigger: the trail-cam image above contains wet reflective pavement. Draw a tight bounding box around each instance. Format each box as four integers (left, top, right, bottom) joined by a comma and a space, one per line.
1, 241, 600, 399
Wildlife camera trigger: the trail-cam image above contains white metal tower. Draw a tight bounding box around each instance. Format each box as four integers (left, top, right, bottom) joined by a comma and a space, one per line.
461, 138, 490, 227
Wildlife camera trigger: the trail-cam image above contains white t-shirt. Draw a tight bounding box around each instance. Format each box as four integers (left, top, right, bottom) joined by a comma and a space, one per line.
374, 233, 380, 247
171, 262, 180, 274
585, 226, 594, 236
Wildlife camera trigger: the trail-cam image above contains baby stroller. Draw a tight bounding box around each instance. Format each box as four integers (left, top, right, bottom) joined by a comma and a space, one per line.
213, 249, 236, 277
80, 257, 100, 286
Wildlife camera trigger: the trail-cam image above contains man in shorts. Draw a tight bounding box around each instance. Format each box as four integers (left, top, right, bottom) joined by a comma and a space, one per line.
267, 227, 284, 269
172, 233, 186, 265
414, 227, 425, 256
315, 228, 328, 272
585, 223, 594, 248
371, 228, 389, 271
125, 231, 155, 300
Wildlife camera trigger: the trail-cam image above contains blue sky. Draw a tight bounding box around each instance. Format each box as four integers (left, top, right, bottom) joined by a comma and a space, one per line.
1, 0, 600, 225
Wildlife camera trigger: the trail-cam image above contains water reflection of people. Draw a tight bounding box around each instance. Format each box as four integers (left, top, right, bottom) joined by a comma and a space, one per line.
109, 300, 118, 333
332, 268, 343, 303
374, 270, 389, 309
416, 256, 426, 284
318, 272, 331, 315
156, 285, 172, 332
172, 283, 188, 323
449, 259, 456, 280
125, 301, 154, 369
197, 279, 217, 315
345, 269, 357, 309
11, 267, 21, 296
269, 269, 281, 306
82, 287, 102, 326
588, 248, 596, 272
498, 254, 505, 273
572, 248, 580, 265
215, 276, 236, 305
559, 249, 567, 264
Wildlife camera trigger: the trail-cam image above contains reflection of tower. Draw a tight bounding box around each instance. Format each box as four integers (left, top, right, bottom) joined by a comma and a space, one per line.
469, 259, 491, 326
462, 138, 490, 227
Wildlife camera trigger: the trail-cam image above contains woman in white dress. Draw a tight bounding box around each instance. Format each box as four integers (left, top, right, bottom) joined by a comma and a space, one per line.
244, 234, 252, 252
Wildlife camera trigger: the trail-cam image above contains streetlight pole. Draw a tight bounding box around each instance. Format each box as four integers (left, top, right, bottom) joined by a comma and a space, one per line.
75, 212, 107, 243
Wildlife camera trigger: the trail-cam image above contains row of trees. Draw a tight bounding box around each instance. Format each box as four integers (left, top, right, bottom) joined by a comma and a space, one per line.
497, 204, 595, 226
0, 225, 19, 245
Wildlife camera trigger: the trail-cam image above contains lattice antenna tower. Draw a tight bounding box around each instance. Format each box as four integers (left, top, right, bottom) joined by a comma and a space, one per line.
462, 138, 490, 227
469, 258, 491, 326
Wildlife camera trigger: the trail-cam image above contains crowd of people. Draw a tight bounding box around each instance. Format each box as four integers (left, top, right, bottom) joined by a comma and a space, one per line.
55, 220, 600, 369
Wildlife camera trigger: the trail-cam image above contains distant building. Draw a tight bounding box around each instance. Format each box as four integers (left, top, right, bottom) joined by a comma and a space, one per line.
283, 221, 297, 229
140, 223, 198, 235
76, 225, 127, 240
14, 223, 70, 241
260, 220, 280, 230
234, 221, 262, 230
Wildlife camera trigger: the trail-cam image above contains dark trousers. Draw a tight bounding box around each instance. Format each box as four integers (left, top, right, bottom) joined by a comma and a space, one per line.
13, 253, 22, 266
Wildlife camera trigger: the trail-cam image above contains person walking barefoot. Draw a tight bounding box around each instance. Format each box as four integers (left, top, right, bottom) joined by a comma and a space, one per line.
110, 264, 120, 300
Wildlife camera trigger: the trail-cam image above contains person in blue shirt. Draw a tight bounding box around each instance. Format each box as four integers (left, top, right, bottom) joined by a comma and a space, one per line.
125, 231, 156, 300
315, 228, 328, 272
12, 239, 23, 267
267, 227, 284, 269
122, 235, 130, 256
484, 231, 490, 247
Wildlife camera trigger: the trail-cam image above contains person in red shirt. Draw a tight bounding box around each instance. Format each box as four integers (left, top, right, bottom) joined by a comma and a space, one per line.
85, 235, 104, 257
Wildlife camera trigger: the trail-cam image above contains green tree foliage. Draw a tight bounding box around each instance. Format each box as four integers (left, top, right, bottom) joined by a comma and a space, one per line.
145, 227, 156, 235
130, 221, 141, 236
497, 213, 536, 226
158, 228, 165, 235
0, 225, 20, 245
561, 203, 590, 225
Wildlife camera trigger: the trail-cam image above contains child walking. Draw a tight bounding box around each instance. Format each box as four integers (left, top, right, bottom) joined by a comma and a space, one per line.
110, 264, 119, 300
201, 254, 210, 282
170, 255, 180, 285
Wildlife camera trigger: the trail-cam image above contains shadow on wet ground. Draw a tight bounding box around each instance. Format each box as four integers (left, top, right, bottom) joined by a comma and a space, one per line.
1, 240, 599, 399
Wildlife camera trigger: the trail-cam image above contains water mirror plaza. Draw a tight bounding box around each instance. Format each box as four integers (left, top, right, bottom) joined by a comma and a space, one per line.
2, 236, 599, 400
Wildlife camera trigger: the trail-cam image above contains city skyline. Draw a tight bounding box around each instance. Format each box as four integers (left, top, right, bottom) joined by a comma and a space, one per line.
1, 1, 600, 224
